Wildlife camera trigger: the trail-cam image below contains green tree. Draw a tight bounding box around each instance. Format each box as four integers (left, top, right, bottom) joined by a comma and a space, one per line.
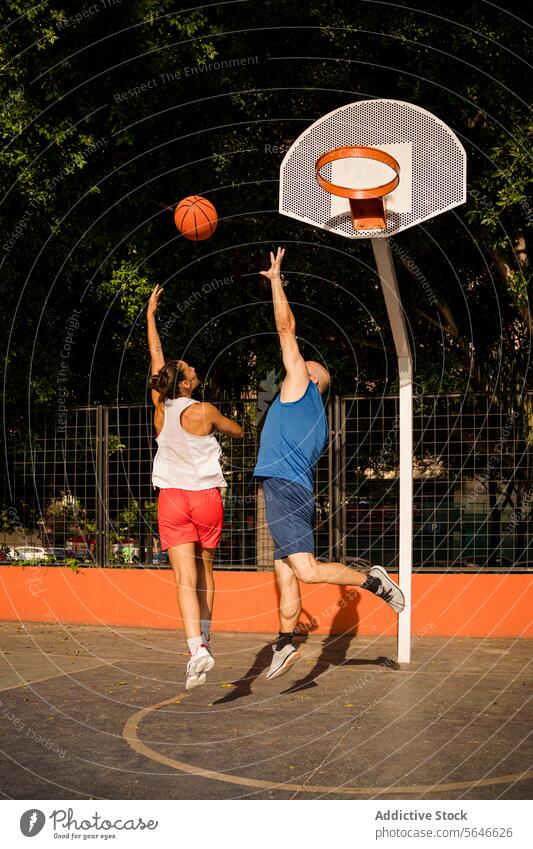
0, 0, 530, 409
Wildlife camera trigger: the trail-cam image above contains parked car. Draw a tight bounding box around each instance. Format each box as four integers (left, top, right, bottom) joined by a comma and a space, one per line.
11, 546, 48, 561
73, 549, 95, 563
152, 548, 168, 565
0, 544, 13, 562
45, 547, 79, 563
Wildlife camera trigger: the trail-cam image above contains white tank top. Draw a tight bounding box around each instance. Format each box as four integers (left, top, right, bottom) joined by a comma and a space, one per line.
152, 397, 227, 490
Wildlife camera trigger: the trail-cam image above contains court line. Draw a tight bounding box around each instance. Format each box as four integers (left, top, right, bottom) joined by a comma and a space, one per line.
123, 694, 533, 795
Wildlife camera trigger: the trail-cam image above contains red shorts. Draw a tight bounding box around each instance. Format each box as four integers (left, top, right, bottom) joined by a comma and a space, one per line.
158, 487, 224, 551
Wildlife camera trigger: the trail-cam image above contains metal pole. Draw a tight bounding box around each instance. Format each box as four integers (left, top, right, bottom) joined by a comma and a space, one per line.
340, 396, 346, 562
102, 406, 109, 567
327, 402, 334, 559
371, 239, 413, 664
333, 395, 342, 561
95, 405, 110, 568
95, 405, 104, 567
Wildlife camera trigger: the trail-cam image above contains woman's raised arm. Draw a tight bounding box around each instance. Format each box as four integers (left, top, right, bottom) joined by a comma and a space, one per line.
147, 285, 165, 406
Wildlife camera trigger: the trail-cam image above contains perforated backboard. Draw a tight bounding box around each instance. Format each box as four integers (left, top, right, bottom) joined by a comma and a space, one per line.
279, 99, 467, 239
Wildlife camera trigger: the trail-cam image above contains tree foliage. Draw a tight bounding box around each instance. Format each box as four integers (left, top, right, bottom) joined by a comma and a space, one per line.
0, 0, 530, 409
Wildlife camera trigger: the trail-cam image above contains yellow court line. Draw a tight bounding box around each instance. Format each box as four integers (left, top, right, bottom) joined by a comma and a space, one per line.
123, 695, 533, 796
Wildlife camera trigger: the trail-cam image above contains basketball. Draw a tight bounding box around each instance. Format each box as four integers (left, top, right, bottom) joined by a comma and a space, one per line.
174, 195, 218, 241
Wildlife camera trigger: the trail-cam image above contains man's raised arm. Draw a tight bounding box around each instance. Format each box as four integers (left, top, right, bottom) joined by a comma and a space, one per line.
259, 247, 309, 402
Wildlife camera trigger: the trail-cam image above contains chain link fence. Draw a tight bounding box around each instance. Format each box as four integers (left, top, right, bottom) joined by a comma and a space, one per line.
2, 394, 532, 570
339, 394, 533, 569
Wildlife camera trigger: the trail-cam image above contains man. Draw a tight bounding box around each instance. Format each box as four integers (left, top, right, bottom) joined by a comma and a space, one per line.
254, 247, 405, 681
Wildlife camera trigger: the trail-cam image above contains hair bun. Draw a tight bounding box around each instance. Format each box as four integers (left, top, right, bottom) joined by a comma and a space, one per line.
148, 361, 185, 401
148, 372, 167, 392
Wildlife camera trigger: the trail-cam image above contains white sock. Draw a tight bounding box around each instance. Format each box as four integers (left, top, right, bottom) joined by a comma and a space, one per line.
200, 619, 211, 642
187, 636, 203, 655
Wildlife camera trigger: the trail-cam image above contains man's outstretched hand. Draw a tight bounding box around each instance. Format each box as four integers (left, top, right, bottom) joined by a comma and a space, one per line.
259, 247, 285, 282
147, 284, 164, 315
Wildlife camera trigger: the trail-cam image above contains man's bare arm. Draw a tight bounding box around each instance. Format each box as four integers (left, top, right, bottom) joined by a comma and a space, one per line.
259, 247, 308, 401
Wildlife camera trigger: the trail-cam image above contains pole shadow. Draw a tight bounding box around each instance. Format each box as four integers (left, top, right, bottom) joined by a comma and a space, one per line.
213, 586, 399, 704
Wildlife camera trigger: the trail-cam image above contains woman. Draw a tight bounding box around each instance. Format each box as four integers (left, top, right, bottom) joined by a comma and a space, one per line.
147, 284, 243, 691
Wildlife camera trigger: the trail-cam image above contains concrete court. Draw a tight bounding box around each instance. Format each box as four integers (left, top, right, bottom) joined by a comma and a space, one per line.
0, 621, 531, 801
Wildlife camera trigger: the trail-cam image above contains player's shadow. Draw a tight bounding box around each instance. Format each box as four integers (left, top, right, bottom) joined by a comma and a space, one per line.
212, 608, 318, 706
212, 586, 399, 704
280, 586, 399, 694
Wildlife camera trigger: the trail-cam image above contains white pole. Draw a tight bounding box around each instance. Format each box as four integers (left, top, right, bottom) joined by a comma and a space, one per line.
371, 239, 413, 664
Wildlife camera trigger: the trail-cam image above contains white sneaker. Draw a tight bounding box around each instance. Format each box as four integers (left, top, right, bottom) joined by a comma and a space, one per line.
265, 644, 301, 681
186, 645, 215, 691
364, 565, 405, 613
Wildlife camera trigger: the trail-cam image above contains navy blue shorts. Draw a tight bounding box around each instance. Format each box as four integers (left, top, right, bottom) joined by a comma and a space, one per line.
262, 477, 315, 559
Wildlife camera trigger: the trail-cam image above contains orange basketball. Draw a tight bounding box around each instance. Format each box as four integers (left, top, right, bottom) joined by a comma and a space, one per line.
174, 195, 218, 241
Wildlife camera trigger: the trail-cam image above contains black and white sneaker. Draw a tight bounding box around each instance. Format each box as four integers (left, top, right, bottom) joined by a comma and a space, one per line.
362, 565, 405, 613
265, 644, 301, 681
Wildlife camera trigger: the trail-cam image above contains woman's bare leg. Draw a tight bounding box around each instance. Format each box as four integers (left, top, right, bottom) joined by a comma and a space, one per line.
168, 542, 201, 639
195, 543, 215, 622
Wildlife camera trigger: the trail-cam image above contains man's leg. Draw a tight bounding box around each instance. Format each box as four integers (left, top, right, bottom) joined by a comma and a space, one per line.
286, 552, 405, 613
285, 552, 366, 587
265, 558, 303, 681
275, 556, 301, 633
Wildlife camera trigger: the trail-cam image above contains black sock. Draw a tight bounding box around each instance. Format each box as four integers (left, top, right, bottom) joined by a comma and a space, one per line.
275, 631, 294, 651
361, 575, 381, 594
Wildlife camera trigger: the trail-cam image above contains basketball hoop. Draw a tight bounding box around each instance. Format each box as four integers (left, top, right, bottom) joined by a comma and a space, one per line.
315, 145, 400, 231
280, 100, 468, 663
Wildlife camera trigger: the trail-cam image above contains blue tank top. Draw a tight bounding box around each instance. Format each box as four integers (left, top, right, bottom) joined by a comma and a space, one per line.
253, 381, 328, 492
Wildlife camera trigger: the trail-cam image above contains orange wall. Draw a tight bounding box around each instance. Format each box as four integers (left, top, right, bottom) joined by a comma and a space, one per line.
0, 567, 531, 638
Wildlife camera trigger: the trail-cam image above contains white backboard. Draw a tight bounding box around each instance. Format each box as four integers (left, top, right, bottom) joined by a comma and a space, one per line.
280, 99, 467, 239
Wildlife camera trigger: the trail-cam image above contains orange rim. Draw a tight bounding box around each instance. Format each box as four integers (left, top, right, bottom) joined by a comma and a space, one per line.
315, 145, 400, 200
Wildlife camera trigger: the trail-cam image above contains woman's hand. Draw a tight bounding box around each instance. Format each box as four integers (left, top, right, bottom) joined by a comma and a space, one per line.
148, 284, 164, 315
259, 247, 285, 283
